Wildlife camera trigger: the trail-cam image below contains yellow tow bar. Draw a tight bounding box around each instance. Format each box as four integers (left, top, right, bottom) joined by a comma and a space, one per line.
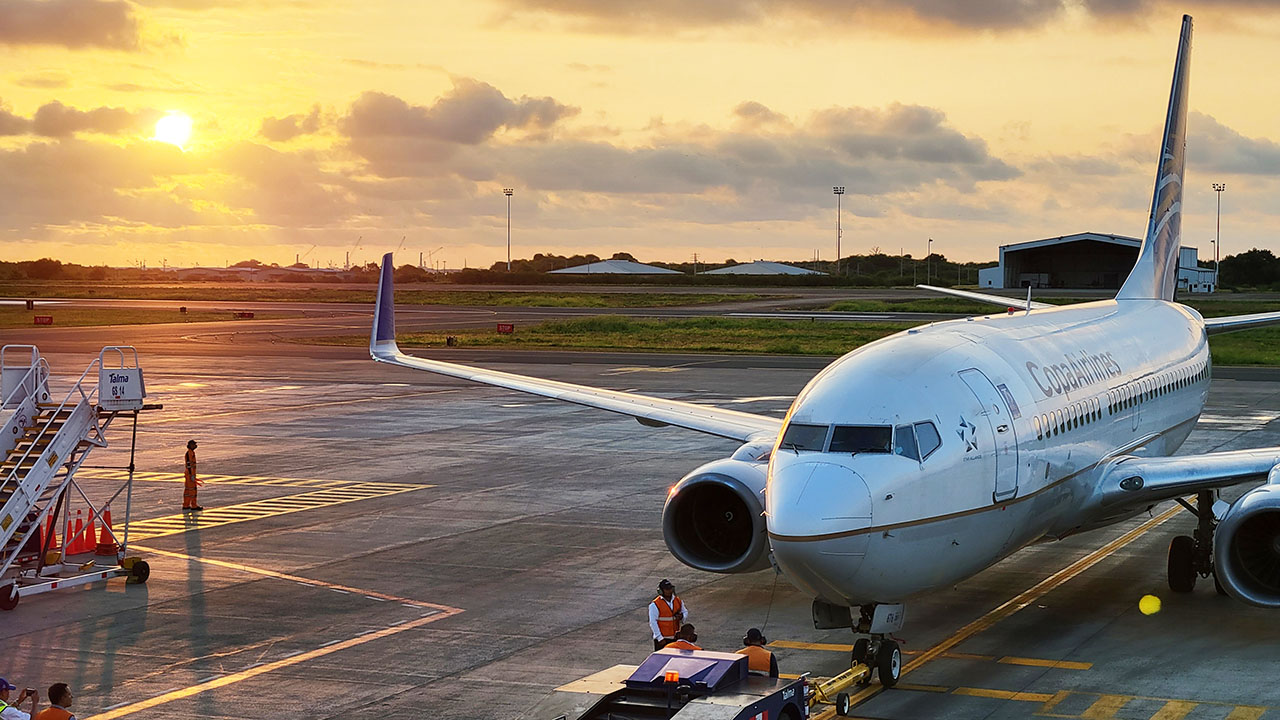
807, 661, 872, 715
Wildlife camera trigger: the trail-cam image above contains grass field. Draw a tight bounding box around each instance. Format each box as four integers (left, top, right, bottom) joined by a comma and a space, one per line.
0, 307, 292, 328
0, 283, 769, 308
312, 313, 1280, 366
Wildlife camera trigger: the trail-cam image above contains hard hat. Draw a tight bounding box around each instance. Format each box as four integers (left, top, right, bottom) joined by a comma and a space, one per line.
187, 440, 198, 449
658, 579, 674, 591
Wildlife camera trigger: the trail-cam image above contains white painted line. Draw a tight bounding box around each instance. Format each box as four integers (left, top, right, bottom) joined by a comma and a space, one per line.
320, 639, 343, 647
365, 595, 388, 602
105, 701, 132, 710
154, 688, 179, 697
331, 589, 349, 594
197, 675, 219, 684
279, 650, 303, 659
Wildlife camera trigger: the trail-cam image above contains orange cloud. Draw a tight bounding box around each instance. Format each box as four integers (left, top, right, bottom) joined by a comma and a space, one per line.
0, 0, 141, 50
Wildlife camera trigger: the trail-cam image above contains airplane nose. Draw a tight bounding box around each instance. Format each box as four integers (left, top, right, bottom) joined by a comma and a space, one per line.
767, 459, 874, 603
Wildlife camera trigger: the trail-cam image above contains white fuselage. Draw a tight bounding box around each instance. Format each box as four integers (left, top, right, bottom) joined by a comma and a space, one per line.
767, 299, 1211, 606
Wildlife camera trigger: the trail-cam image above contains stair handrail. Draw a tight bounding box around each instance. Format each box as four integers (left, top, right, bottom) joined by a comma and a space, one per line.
0, 355, 102, 495
1, 348, 50, 411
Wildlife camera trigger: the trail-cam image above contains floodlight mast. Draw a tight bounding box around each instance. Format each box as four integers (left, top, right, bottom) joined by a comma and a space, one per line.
503, 188, 514, 272
1212, 182, 1225, 289
833, 186, 845, 275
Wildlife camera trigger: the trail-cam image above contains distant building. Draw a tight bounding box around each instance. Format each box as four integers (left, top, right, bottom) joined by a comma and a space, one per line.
549, 259, 683, 275
977, 232, 1214, 293
702, 260, 825, 276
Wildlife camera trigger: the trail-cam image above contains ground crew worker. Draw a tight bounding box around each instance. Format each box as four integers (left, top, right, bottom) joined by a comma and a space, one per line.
183, 440, 203, 512
664, 624, 701, 651
33, 683, 74, 720
649, 579, 687, 650
736, 628, 779, 678
0, 678, 38, 720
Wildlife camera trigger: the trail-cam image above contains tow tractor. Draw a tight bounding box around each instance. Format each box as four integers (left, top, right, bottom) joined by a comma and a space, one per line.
531, 645, 891, 719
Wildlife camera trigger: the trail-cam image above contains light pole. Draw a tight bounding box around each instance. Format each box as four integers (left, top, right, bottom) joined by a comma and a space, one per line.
1212, 182, 1225, 289
833, 186, 845, 275
503, 188, 514, 272
926, 238, 933, 284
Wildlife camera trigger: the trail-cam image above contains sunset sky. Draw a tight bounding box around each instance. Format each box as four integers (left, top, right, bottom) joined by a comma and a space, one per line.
4, 0, 1280, 269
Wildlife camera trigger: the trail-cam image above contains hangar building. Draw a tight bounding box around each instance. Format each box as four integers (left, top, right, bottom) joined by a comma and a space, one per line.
549, 259, 682, 275
977, 232, 1214, 293
702, 260, 824, 275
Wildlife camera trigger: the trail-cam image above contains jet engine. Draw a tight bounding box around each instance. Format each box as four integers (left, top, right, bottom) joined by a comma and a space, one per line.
662, 442, 771, 574
1214, 483, 1280, 608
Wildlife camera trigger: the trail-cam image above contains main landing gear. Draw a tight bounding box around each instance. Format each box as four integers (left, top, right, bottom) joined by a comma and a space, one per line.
1168, 490, 1228, 595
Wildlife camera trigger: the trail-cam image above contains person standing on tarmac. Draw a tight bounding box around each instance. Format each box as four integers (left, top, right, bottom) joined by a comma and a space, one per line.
736, 628, 779, 678
0, 679, 39, 720
183, 440, 203, 512
33, 683, 75, 720
664, 624, 701, 651
649, 579, 687, 650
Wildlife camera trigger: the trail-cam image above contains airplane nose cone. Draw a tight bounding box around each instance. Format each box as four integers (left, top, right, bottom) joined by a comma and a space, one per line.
768, 459, 873, 603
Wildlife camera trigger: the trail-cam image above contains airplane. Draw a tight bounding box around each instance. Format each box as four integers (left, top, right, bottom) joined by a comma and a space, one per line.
370, 15, 1280, 689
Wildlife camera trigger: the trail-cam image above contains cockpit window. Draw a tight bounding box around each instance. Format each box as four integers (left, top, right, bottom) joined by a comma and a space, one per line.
780, 422, 828, 451
915, 421, 942, 459
829, 425, 892, 454
893, 424, 920, 461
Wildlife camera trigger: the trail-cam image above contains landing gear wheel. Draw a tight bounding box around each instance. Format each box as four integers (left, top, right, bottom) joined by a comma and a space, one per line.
835, 691, 851, 716
0, 584, 18, 611
876, 640, 901, 688
1168, 535, 1196, 593
851, 638, 869, 665
127, 560, 150, 585
1213, 571, 1228, 596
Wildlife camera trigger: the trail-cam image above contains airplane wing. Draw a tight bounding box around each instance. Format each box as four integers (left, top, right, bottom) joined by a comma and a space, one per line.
1093, 448, 1280, 513
1204, 311, 1280, 335
916, 284, 1056, 311
368, 254, 782, 443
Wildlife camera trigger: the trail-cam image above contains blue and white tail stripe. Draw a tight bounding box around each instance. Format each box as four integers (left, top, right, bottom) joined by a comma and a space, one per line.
371, 252, 399, 357
1118, 14, 1192, 302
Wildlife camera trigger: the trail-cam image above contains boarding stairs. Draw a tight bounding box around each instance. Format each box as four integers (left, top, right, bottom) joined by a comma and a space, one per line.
0, 345, 153, 610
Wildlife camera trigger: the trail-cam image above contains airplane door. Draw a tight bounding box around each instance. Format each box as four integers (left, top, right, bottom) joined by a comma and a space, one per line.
959, 369, 1020, 502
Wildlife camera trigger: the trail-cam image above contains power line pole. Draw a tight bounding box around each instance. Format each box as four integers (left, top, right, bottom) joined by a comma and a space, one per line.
926, 238, 933, 284
504, 188, 514, 272
833, 186, 845, 276
1213, 182, 1225, 289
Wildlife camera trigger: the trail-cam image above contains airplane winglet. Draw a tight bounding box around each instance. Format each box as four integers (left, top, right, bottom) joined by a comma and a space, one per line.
371, 252, 400, 359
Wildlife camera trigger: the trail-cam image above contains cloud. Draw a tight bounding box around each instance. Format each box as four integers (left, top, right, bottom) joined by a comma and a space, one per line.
31, 101, 161, 137
0, 0, 141, 50
0, 102, 30, 135
260, 105, 323, 142
15, 72, 71, 89
1188, 111, 1280, 176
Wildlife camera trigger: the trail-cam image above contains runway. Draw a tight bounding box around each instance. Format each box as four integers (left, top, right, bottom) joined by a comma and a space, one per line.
2, 338, 1279, 718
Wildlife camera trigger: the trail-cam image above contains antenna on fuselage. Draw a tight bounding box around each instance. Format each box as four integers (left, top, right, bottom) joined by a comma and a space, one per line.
1025, 286, 1033, 315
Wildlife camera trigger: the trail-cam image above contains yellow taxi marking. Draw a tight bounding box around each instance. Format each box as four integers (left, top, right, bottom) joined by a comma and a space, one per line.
1225, 707, 1267, 720
998, 656, 1093, 671
126, 482, 430, 540
601, 366, 688, 375
1079, 694, 1131, 719
812, 504, 1185, 720
79, 469, 357, 489
81, 606, 462, 720
770, 640, 1086, 670
953, 686, 1055, 703
138, 388, 458, 425
1148, 700, 1197, 720
1034, 691, 1271, 720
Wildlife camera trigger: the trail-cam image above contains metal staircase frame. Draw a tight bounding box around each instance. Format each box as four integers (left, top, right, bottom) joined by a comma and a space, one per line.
1, 345, 154, 610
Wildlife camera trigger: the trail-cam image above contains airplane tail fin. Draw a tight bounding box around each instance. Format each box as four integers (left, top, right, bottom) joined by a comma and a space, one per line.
371, 252, 400, 359
1117, 14, 1193, 302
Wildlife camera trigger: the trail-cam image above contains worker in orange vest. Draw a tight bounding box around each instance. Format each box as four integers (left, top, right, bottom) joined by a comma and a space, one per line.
665, 624, 701, 651
649, 579, 687, 650
182, 440, 203, 512
736, 628, 779, 678
33, 683, 74, 720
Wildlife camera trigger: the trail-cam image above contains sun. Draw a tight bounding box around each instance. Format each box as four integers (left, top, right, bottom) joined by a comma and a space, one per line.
153, 111, 193, 149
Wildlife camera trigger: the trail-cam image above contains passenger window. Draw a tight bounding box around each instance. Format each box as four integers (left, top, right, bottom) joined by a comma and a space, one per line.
1035, 416, 1042, 440
829, 425, 892, 454
915, 421, 942, 459
894, 424, 920, 461
781, 422, 828, 451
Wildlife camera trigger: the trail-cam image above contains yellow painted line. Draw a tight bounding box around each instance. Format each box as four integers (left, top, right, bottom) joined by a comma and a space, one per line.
952, 686, 1055, 703
78, 469, 355, 489
139, 389, 458, 425
812, 504, 1185, 720
770, 640, 855, 652
1225, 707, 1267, 720
1081, 693, 1131, 719
126, 482, 431, 540
998, 656, 1092, 671
1149, 700, 1198, 720
81, 606, 462, 719
895, 683, 949, 693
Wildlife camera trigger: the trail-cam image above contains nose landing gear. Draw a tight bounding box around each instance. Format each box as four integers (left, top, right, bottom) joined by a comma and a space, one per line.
1168, 491, 1228, 595
810, 601, 905, 716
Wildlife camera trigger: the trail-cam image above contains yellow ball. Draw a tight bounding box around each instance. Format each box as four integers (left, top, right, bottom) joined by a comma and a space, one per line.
1139, 594, 1162, 615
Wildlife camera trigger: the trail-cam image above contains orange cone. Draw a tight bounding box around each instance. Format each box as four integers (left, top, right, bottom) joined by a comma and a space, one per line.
95, 509, 118, 556
44, 515, 59, 550
70, 510, 84, 554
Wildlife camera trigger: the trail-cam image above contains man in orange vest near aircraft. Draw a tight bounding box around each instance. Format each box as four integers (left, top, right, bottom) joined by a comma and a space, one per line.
183, 440, 203, 512
649, 579, 687, 650
664, 624, 701, 651
736, 628, 779, 678
32, 684, 74, 720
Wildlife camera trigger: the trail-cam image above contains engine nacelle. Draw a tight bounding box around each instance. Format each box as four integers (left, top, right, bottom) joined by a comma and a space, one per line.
1215, 483, 1280, 608
662, 442, 771, 574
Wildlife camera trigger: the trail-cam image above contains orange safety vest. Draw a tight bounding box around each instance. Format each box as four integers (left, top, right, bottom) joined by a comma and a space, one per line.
665, 639, 701, 651
736, 645, 774, 674
652, 595, 683, 638
35, 707, 74, 720
184, 448, 197, 480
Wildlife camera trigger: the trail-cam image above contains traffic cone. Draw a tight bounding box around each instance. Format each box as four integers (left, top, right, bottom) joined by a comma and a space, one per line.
44, 515, 59, 550
84, 509, 97, 554
70, 510, 84, 554
95, 509, 118, 556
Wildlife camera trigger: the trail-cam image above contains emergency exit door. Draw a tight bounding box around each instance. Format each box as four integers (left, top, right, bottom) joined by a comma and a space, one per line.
959, 369, 1020, 502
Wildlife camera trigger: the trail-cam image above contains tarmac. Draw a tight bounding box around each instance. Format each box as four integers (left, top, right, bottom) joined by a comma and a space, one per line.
2, 315, 1280, 719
